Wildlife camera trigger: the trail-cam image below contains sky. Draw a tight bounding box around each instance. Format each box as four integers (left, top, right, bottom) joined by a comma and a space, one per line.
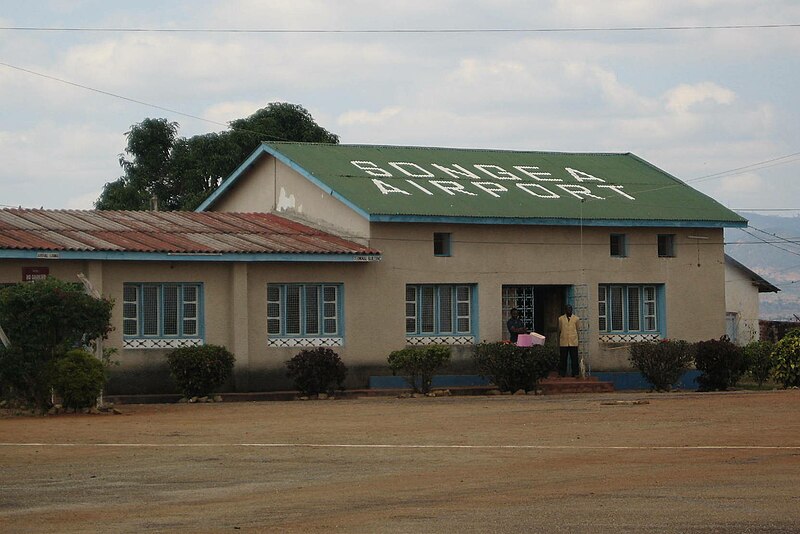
1, 1, 799, 212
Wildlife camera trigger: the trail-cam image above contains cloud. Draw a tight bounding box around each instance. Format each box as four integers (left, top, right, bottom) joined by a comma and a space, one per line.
665, 82, 736, 113
0, 122, 121, 209
338, 107, 402, 126
0, 1, 798, 212
717, 172, 766, 195
203, 100, 275, 126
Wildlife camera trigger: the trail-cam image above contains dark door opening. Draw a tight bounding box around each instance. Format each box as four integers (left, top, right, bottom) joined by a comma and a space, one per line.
502, 285, 571, 344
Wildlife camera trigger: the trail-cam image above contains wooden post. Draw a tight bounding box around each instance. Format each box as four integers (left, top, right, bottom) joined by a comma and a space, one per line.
77, 273, 105, 406
0, 323, 10, 348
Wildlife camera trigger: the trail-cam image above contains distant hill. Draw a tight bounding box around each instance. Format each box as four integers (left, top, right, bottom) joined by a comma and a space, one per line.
726, 212, 800, 320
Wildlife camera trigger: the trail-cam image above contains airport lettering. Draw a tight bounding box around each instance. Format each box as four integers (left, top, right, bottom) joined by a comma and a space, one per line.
354, 160, 635, 201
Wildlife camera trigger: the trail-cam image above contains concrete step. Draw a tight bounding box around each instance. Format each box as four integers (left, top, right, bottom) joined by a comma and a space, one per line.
539, 378, 615, 394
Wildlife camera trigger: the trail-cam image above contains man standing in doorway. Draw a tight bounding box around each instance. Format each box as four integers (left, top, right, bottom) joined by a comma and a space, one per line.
557, 304, 581, 378
507, 308, 527, 343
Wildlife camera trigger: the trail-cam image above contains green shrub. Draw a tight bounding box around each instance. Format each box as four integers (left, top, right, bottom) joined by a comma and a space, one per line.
0, 345, 53, 411
286, 348, 347, 396
51, 349, 106, 411
388, 345, 451, 394
743, 340, 775, 386
629, 340, 694, 392
0, 278, 113, 410
694, 337, 747, 391
771, 331, 800, 388
166, 345, 235, 398
474, 342, 558, 393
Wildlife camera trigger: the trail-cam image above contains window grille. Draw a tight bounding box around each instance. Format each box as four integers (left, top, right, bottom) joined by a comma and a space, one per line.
599, 284, 661, 334
610, 286, 624, 331
627, 286, 641, 331
406, 284, 475, 336
501, 285, 535, 339
123, 285, 138, 336
644, 286, 657, 331
267, 285, 281, 335
597, 286, 607, 332
123, 283, 202, 339
405, 286, 417, 334
267, 283, 341, 338
439, 285, 453, 333
421, 286, 435, 333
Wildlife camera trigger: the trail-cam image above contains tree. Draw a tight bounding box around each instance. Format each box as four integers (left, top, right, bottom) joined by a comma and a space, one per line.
0, 279, 113, 410
95, 103, 339, 211
96, 118, 179, 210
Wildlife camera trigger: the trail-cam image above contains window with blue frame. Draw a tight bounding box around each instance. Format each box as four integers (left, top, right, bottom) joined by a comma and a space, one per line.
123, 283, 202, 339
406, 284, 475, 336
267, 283, 341, 338
598, 284, 661, 333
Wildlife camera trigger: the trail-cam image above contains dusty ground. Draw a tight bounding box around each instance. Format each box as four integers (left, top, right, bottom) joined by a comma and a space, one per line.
1, 390, 799, 533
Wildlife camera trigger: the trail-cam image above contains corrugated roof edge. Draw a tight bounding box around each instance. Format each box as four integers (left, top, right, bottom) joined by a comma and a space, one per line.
367, 214, 747, 228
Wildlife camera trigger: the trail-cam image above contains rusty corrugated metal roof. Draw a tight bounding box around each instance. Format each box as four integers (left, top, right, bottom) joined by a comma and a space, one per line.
0, 209, 380, 256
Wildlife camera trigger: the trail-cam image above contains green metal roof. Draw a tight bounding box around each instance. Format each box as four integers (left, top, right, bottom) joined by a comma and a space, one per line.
201, 142, 747, 227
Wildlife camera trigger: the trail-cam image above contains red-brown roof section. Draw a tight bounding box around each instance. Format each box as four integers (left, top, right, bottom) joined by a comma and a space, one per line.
0, 209, 380, 256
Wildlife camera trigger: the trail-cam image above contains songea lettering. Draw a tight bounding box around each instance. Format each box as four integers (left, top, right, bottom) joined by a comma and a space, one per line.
351, 160, 635, 201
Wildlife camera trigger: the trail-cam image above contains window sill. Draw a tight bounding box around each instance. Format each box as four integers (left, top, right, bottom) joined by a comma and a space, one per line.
599, 333, 660, 343
123, 338, 204, 350
406, 335, 474, 346
267, 337, 343, 348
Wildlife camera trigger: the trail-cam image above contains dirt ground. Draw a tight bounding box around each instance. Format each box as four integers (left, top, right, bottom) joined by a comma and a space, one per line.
1, 390, 799, 533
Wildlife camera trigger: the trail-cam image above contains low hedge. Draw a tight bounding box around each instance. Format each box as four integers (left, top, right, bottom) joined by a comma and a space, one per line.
629, 340, 694, 392
51, 349, 106, 411
388, 345, 451, 394
286, 348, 347, 396
474, 342, 557, 393
166, 344, 235, 398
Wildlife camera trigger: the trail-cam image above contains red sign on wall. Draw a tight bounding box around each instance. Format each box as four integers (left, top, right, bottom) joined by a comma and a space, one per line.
22, 267, 49, 282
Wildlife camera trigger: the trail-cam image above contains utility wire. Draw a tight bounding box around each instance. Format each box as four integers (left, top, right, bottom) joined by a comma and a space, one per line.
1, 23, 799, 34
0, 61, 293, 142
739, 228, 800, 258
748, 225, 800, 251
687, 154, 800, 184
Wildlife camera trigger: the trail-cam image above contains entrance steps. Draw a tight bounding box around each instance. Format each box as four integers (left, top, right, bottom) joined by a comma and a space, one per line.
539, 374, 615, 394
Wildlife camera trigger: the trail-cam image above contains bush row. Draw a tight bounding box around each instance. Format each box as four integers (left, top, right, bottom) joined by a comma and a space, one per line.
7, 321, 800, 411
629, 334, 800, 392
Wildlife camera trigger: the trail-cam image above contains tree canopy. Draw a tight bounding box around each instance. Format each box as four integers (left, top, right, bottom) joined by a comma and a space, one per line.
95, 102, 339, 211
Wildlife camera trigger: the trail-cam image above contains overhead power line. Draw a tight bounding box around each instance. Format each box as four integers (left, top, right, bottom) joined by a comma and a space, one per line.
0, 61, 292, 141
0, 61, 227, 127
1, 23, 799, 34
738, 228, 800, 259
687, 153, 800, 184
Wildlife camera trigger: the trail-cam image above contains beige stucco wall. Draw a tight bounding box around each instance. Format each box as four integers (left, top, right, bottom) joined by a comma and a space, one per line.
0, 224, 727, 393
724, 262, 761, 345
366, 224, 726, 371
211, 154, 371, 241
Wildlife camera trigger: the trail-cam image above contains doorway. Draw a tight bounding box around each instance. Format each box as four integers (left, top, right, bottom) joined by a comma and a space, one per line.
501, 285, 571, 344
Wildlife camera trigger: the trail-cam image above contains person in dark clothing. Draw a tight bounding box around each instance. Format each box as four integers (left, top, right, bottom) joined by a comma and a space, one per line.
506, 308, 527, 343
